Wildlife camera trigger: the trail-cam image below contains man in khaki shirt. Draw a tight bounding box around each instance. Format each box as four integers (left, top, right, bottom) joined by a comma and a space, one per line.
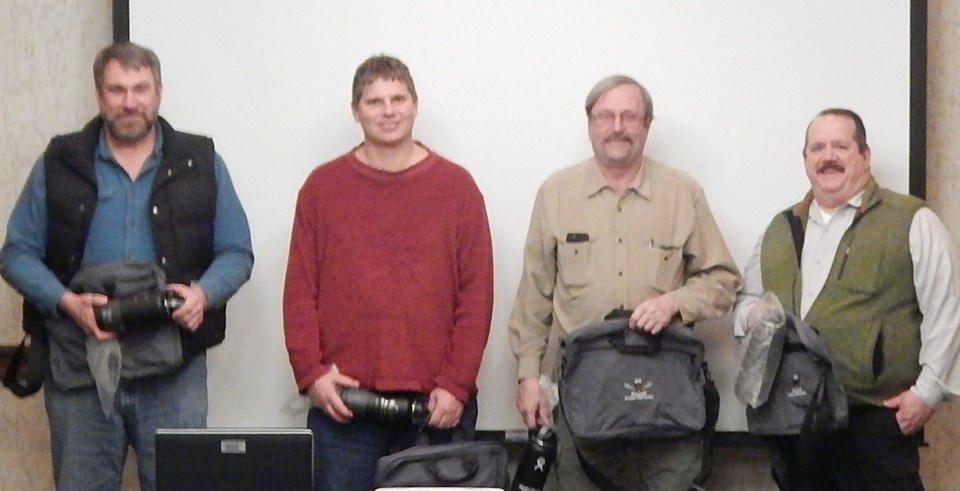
508, 75, 739, 490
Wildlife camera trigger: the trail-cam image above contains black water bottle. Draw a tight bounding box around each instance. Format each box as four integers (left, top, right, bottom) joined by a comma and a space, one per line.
509, 426, 557, 491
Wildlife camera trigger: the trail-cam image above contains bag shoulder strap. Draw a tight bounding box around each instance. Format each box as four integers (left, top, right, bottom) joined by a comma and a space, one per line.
785, 210, 804, 266
574, 446, 624, 491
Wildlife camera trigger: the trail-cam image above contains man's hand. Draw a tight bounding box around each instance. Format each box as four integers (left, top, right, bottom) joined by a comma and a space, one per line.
882, 390, 934, 435
516, 377, 552, 429
167, 283, 207, 331
58, 291, 113, 341
307, 364, 360, 424
629, 293, 679, 334
427, 387, 464, 429
742, 292, 786, 334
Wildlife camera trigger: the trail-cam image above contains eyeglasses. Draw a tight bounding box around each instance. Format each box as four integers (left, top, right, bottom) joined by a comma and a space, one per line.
590, 111, 645, 128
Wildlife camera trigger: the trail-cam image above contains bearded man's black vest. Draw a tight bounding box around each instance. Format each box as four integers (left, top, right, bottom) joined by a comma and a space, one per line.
25, 116, 226, 358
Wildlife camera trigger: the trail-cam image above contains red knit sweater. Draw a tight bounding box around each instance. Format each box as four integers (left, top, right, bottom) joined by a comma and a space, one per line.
283, 147, 494, 402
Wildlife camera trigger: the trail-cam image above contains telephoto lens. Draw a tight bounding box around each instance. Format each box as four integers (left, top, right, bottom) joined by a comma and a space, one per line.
94, 291, 185, 333
339, 387, 429, 426
509, 426, 557, 491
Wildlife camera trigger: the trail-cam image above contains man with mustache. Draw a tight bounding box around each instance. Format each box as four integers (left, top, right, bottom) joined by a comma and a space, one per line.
0, 42, 253, 490
509, 75, 739, 490
734, 108, 960, 489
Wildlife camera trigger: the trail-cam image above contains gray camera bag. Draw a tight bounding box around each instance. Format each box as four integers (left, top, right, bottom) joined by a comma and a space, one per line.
374, 440, 509, 488
561, 318, 707, 443
745, 315, 848, 436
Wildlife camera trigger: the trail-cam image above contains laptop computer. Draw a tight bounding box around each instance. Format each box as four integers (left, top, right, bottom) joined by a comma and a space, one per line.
155, 428, 313, 491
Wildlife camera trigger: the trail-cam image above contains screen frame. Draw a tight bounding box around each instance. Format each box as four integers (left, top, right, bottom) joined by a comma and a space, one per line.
111, 1, 929, 440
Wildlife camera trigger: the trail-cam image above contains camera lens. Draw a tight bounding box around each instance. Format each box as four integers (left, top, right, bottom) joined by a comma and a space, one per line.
93, 291, 184, 333
340, 388, 428, 426
93, 303, 119, 331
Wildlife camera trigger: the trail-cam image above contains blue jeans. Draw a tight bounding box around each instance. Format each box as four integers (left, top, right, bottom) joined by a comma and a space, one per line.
44, 353, 207, 491
309, 395, 478, 491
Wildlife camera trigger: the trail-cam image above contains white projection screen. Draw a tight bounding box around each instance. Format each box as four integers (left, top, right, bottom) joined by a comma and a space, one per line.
125, 1, 922, 433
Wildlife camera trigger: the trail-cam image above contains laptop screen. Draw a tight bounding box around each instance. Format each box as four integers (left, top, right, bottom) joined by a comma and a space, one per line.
156, 428, 313, 491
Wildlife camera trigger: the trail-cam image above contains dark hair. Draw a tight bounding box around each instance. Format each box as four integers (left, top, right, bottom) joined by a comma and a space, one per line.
351, 55, 417, 109
584, 75, 654, 124
803, 108, 869, 156
93, 42, 161, 91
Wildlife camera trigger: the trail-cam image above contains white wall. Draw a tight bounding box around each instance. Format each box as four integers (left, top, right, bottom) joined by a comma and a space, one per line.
129, 1, 911, 431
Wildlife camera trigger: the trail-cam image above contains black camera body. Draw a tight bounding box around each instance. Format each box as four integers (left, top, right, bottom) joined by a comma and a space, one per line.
339, 387, 428, 427
94, 291, 185, 333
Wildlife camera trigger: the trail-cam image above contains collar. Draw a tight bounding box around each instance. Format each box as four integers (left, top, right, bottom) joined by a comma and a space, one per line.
581, 157, 652, 200
95, 119, 165, 164
792, 176, 880, 220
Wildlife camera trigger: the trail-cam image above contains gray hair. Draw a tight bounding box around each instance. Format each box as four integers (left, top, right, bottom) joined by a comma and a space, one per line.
584, 75, 654, 124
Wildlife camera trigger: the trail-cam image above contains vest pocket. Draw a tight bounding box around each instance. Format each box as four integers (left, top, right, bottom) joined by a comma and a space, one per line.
874, 319, 922, 394
835, 239, 882, 294
872, 329, 884, 379
821, 319, 882, 389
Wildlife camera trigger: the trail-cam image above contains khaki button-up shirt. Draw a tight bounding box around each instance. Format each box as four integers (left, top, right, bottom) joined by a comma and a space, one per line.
509, 157, 739, 379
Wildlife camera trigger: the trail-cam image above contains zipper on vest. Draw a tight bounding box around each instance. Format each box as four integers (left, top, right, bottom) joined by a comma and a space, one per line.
837, 245, 851, 279
837, 212, 864, 280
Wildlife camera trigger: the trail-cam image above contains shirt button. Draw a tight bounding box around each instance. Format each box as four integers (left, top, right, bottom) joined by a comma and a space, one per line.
618, 238, 623, 244
618, 271, 623, 277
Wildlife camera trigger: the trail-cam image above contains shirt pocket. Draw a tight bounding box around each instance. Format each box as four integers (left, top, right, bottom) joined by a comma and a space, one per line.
647, 241, 684, 290
558, 240, 593, 287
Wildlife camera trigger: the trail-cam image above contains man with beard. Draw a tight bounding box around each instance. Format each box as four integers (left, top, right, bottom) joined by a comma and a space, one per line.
0, 42, 253, 490
734, 108, 960, 490
508, 75, 739, 490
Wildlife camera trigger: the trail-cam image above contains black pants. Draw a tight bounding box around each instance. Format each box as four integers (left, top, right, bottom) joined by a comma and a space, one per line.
766, 405, 924, 491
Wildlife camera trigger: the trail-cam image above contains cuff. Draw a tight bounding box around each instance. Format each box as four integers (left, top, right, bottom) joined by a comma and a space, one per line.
434, 377, 471, 403
517, 355, 543, 381
297, 363, 331, 394
912, 366, 944, 409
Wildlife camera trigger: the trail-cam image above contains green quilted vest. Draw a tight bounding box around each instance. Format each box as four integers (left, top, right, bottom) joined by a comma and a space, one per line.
760, 179, 924, 406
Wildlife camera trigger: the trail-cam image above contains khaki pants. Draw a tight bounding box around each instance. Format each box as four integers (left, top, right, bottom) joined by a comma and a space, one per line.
548, 402, 702, 491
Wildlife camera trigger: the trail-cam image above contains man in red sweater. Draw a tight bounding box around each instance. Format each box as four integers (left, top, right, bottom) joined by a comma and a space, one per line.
282, 55, 494, 491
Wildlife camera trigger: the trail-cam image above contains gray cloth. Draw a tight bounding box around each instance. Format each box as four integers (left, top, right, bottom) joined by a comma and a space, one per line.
46, 263, 183, 413
86, 337, 122, 415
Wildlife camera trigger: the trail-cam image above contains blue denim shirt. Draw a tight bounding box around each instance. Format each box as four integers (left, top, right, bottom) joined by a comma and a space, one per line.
0, 125, 253, 314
